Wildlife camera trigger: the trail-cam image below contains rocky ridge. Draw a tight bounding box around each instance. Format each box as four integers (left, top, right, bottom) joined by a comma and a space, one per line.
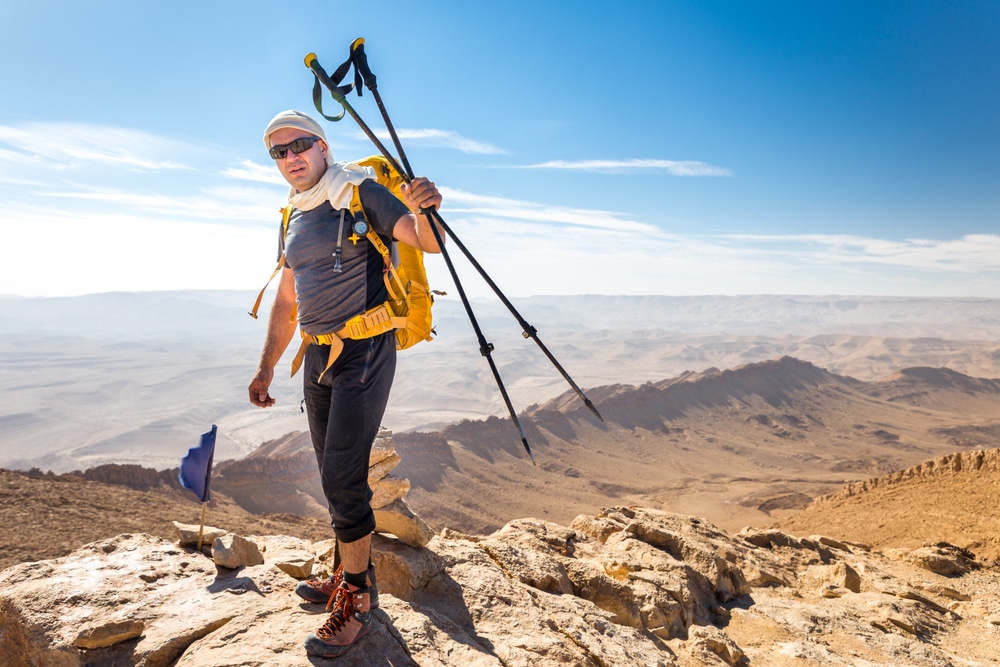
820, 448, 1000, 501
778, 448, 1000, 561
3, 506, 999, 666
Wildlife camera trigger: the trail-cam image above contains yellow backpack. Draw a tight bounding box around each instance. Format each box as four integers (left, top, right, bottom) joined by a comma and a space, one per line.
250, 155, 439, 376
350, 155, 437, 350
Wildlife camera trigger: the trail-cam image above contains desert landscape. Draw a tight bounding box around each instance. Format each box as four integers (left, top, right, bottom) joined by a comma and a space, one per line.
2, 291, 1000, 665
3, 291, 1000, 471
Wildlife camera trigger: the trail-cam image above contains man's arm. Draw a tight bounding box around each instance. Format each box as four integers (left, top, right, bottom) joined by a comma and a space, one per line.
248, 266, 297, 407
393, 176, 445, 253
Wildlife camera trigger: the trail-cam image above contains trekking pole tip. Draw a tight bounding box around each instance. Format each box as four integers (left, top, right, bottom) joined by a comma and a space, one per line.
585, 399, 605, 423
522, 439, 536, 466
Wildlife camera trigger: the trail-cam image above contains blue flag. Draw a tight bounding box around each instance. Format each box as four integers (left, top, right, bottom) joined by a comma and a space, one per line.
179, 425, 217, 503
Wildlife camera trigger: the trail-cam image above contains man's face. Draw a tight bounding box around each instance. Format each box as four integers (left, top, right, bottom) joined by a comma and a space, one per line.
269, 127, 328, 192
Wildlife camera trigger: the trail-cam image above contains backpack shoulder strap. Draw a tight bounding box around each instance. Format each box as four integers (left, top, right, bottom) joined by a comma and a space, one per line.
249, 205, 293, 320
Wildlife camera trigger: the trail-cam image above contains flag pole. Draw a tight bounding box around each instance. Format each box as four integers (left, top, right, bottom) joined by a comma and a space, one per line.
196, 501, 208, 552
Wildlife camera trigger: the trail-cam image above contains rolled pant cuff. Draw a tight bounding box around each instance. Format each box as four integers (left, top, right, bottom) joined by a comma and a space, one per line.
334, 515, 377, 545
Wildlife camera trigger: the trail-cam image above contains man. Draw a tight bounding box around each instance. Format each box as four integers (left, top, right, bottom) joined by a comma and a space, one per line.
248, 109, 443, 658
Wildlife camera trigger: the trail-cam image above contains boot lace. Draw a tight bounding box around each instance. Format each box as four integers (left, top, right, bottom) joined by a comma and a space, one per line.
317, 586, 359, 639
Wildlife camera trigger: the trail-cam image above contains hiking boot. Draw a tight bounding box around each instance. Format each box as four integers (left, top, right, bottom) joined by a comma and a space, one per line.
303, 582, 373, 658
294, 563, 379, 608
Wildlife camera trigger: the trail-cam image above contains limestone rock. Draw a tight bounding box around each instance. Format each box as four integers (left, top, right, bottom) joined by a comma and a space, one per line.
368, 451, 401, 484
311, 538, 338, 571
274, 556, 314, 579
744, 564, 793, 588
74, 620, 145, 649
808, 534, 854, 552
831, 561, 861, 592
374, 498, 435, 548
738, 527, 803, 550
370, 474, 410, 510
172, 521, 226, 549
887, 614, 918, 635
687, 625, 745, 666
821, 584, 853, 598
920, 583, 970, 601
894, 589, 952, 615
480, 530, 574, 595
888, 543, 978, 576
212, 533, 264, 569
369, 427, 396, 466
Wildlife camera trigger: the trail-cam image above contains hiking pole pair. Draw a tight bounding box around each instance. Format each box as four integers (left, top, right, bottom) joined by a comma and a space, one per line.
304, 43, 604, 462
304, 49, 535, 464
344, 39, 605, 426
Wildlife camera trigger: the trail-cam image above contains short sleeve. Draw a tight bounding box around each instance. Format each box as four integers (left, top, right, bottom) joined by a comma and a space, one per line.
357, 180, 410, 238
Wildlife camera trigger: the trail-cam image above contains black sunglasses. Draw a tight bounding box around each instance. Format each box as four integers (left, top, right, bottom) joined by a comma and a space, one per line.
269, 136, 321, 160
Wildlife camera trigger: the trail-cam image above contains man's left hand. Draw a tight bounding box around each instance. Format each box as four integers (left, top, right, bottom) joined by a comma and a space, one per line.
401, 177, 443, 212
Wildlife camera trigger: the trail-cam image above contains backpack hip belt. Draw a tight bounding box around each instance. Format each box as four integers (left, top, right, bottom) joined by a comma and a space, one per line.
290, 301, 407, 380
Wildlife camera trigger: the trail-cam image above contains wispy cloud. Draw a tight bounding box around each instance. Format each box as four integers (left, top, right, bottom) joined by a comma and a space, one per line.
38, 185, 281, 224
223, 159, 288, 186
366, 128, 505, 154
512, 158, 733, 176
0, 122, 196, 171
421, 200, 1000, 298
722, 233, 1000, 273
439, 187, 658, 233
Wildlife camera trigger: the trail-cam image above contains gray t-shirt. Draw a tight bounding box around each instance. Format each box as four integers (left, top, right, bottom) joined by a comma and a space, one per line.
281, 180, 410, 335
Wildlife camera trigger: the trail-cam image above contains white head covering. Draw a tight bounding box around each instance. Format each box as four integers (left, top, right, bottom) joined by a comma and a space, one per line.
263, 109, 374, 209
263, 109, 327, 149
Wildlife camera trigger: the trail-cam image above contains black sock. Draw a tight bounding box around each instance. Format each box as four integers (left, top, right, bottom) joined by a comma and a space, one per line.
344, 570, 367, 589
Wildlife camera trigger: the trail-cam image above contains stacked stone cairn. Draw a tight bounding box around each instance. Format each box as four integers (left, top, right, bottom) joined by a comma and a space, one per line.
173, 426, 434, 570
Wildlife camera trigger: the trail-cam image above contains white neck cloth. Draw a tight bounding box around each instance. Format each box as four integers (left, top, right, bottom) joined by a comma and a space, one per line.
288, 161, 375, 212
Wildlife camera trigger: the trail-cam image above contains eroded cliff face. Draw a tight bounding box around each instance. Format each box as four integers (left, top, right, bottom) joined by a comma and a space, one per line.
779, 448, 1000, 562
3, 506, 998, 667
824, 448, 1000, 500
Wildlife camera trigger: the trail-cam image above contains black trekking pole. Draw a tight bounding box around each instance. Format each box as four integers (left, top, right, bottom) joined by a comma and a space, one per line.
348, 39, 416, 180
343, 40, 605, 425
305, 52, 537, 464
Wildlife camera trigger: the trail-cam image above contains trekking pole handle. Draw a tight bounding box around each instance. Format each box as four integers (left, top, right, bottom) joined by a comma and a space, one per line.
350, 37, 377, 90
305, 52, 408, 178
304, 53, 337, 95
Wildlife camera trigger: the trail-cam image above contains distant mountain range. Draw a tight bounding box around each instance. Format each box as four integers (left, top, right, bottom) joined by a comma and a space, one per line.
53, 355, 997, 541
3, 291, 1000, 473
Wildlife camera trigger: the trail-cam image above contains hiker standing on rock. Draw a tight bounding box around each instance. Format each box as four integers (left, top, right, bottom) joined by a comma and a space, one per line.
248, 109, 443, 659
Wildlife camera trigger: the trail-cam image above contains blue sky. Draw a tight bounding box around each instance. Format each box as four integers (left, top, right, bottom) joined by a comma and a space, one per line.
0, 0, 997, 298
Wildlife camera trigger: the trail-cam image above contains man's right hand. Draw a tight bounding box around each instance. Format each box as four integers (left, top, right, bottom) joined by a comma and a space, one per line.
249, 367, 276, 407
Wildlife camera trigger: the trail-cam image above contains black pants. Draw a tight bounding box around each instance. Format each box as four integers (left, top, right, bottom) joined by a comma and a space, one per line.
302, 332, 396, 544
